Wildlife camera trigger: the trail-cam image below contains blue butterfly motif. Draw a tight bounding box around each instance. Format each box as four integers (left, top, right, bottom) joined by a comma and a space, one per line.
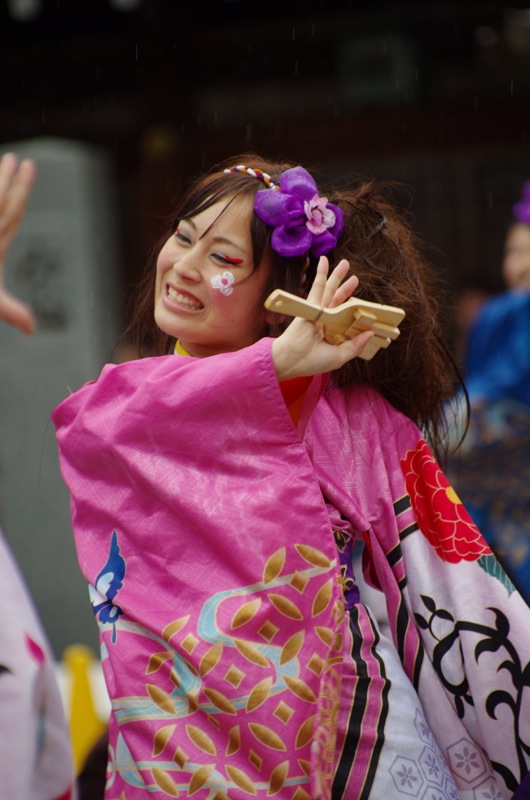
89, 530, 126, 643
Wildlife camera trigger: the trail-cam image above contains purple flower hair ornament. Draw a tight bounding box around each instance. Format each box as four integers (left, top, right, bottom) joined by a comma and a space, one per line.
253, 166, 344, 258
513, 180, 530, 226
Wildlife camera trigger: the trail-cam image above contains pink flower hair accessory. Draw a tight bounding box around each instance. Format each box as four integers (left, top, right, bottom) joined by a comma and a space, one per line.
513, 181, 530, 226
210, 271, 235, 296
253, 166, 344, 258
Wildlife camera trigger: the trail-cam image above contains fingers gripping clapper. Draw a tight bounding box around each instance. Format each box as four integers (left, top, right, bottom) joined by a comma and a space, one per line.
264, 289, 406, 360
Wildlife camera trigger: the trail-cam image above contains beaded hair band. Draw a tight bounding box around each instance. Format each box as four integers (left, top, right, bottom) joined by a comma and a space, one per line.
223, 163, 343, 258
223, 165, 279, 189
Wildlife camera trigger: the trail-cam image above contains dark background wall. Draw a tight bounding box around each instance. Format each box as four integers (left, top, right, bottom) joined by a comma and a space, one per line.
2, 0, 530, 327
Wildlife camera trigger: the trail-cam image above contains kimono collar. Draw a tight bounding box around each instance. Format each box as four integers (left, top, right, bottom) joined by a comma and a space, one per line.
174, 340, 189, 356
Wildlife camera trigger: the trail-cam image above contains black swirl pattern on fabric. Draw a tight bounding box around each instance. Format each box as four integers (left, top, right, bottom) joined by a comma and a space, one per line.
415, 595, 530, 793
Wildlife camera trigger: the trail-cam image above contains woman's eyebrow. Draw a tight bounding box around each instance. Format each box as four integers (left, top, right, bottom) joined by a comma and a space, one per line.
178, 218, 196, 230
199, 227, 247, 253
183, 216, 247, 253
209, 234, 246, 251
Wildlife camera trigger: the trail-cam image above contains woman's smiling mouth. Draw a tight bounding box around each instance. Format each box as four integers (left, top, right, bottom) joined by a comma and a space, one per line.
166, 285, 204, 310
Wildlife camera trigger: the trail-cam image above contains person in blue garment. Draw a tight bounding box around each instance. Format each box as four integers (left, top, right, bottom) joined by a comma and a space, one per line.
0, 151, 75, 799
465, 181, 530, 409
450, 180, 530, 605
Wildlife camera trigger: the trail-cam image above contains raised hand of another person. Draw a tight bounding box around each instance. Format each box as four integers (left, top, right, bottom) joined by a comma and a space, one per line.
0, 152, 36, 334
271, 257, 374, 381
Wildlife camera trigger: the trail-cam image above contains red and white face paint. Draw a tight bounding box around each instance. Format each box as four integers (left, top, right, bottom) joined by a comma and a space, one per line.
210, 271, 235, 295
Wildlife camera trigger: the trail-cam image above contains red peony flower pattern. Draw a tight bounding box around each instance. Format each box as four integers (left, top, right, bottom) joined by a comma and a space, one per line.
401, 439, 492, 563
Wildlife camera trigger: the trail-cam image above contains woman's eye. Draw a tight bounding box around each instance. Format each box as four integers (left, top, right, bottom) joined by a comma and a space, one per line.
214, 254, 244, 266
175, 230, 191, 245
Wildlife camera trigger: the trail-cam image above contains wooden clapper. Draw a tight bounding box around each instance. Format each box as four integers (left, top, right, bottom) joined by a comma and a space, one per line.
264, 289, 406, 361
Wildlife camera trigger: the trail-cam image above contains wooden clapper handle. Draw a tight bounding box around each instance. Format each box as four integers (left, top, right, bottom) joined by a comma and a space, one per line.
264, 289, 406, 361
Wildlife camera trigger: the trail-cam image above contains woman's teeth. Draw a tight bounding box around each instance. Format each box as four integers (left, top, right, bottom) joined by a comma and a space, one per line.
167, 286, 203, 309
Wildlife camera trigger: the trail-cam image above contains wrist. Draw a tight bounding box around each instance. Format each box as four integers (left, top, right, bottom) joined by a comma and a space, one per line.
272, 338, 298, 381
271, 339, 294, 381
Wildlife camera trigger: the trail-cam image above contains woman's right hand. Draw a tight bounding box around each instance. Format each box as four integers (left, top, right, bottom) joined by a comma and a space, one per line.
271, 257, 374, 381
0, 152, 36, 334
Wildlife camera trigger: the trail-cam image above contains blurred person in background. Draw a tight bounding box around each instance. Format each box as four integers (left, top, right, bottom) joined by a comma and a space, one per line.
464, 180, 530, 411
449, 180, 530, 605
0, 152, 75, 800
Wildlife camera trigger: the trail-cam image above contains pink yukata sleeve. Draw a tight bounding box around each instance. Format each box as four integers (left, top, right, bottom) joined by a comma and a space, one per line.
52, 338, 347, 800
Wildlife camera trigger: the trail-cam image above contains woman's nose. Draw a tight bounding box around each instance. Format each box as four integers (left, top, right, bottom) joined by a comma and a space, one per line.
172, 249, 201, 282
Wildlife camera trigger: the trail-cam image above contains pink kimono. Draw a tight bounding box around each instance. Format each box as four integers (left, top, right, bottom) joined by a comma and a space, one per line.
52, 337, 530, 799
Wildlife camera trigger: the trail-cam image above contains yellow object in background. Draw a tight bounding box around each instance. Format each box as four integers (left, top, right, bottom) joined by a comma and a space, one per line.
63, 644, 108, 775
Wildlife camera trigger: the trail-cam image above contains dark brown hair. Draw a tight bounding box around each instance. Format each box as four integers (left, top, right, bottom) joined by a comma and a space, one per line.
125, 152, 466, 459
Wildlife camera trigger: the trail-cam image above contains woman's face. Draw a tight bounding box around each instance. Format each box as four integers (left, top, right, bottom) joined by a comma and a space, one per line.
154, 194, 271, 357
502, 222, 530, 290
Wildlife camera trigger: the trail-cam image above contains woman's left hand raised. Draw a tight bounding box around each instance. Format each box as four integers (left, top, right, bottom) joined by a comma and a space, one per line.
271, 257, 373, 381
